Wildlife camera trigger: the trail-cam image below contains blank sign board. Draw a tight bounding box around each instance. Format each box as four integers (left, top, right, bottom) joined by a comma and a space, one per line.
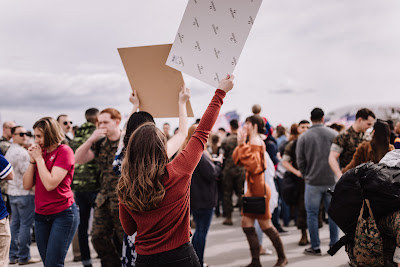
118, 44, 194, 118
167, 0, 263, 87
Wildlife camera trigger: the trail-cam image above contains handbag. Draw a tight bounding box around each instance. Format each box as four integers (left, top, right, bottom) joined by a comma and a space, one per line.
352, 199, 384, 267
242, 140, 267, 215
242, 195, 266, 214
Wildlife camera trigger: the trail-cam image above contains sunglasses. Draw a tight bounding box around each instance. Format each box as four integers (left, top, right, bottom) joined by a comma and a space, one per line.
14, 132, 32, 137
63, 121, 73, 125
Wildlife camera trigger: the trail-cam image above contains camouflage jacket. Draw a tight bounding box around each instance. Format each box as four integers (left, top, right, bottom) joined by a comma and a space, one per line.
331, 126, 365, 169
91, 137, 120, 206
0, 136, 11, 156
221, 133, 244, 171
69, 122, 100, 192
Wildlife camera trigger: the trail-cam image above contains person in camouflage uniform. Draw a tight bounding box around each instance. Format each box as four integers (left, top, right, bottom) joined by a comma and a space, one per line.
220, 119, 245, 226
69, 108, 100, 267
0, 121, 16, 156
329, 108, 375, 179
75, 108, 124, 267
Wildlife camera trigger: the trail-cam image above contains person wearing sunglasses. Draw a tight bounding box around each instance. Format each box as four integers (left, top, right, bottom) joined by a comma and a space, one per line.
5, 126, 40, 265
57, 115, 74, 144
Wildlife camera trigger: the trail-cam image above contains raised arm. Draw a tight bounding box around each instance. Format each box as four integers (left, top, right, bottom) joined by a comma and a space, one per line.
75, 129, 106, 164
171, 75, 234, 174
166, 86, 190, 158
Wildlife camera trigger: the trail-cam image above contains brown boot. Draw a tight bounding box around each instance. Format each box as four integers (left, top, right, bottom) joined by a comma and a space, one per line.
263, 227, 288, 267
223, 216, 233, 226
298, 228, 309, 246
243, 227, 261, 267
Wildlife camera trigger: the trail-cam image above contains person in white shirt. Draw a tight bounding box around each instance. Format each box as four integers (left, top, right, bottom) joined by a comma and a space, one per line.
6, 126, 39, 265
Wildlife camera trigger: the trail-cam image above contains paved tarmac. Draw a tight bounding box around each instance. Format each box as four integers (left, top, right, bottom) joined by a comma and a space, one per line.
14, 210, 350, 267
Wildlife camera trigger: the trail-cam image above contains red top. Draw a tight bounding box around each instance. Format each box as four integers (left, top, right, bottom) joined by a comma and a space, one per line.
34, 144, 75, 215
119, 89, 226, 255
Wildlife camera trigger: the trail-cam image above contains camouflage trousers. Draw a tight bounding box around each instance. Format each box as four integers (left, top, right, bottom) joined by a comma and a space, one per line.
222, 167, 245, 217
91, 195, 124, 267
346, 210, 400, 267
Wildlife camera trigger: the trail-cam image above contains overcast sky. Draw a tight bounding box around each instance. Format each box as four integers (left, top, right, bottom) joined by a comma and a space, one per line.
1, 0, 400, 132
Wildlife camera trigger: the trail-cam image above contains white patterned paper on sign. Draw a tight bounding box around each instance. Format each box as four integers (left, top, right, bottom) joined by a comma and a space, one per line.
167, 0, 263, 88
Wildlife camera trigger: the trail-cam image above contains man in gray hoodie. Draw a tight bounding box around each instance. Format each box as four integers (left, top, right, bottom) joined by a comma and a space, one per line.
296, 108, 339, 256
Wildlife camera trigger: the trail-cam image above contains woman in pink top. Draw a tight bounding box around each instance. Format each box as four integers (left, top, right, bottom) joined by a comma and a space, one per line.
23, 117, 79, 267
118, 75, 234, 267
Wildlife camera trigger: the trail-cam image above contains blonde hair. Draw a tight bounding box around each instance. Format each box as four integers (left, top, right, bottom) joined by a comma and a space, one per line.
33, 117, 65, 148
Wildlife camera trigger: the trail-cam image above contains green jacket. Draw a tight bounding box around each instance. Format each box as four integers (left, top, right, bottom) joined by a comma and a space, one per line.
70, 122, 100, 192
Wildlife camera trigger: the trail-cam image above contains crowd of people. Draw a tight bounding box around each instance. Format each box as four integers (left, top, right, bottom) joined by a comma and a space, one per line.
0, 74, 400, 267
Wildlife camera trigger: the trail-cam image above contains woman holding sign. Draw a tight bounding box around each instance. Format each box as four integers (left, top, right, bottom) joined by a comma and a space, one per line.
233, 115, 287, 267
113, 87, 191, 267
117, 75, 234, 266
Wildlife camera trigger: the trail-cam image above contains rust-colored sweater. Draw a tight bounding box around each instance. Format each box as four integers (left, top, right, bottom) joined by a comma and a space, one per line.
119, 89, 226, 255
343, 141, 394, 173
233, 144, 271, 219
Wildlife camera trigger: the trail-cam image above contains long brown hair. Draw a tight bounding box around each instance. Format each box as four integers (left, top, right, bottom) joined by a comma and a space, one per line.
116, 122, 168, 212
33, 117, 65, 148
370, 119, 390, 163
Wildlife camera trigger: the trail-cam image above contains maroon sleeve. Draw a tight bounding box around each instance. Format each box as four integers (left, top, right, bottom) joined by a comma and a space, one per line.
171, 89, 226, 175
119, 203, 137, 236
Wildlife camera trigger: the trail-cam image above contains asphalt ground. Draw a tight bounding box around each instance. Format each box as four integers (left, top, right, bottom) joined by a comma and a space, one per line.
14, 209, 350, 267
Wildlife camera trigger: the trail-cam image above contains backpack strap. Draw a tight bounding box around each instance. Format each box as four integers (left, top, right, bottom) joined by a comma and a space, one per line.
328, 232, 355, 256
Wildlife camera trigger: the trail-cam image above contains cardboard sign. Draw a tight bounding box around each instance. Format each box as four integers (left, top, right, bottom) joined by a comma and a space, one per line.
118, 44, 194, 118
166, 0, 263, 87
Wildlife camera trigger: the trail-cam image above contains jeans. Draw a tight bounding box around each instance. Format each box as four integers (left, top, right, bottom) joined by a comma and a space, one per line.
191, 208, 214, 265
136, 242, 201, 267
35, 203, 79, 267
255, 220, 263, 245
304, 184, 338, 249
272, 177, 290, 228
75, 191, 98, 265
9, 195, 35, 263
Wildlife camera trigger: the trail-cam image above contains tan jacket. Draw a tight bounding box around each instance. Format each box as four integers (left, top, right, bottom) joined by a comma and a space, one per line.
343, 141, 394, 173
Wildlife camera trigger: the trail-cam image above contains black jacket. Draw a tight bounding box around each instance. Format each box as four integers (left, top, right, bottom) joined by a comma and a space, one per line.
190, 152, 221, 209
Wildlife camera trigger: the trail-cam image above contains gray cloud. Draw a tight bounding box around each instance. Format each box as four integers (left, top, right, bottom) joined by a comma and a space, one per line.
0, 69, 130, 110
1, 0, 400, 130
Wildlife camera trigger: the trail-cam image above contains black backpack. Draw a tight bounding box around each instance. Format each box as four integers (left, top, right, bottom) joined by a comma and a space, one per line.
327, 162, 400, 255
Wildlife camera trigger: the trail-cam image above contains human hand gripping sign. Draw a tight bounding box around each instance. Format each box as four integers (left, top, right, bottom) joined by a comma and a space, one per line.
218, 74, 234, 93
179, 84, 191, 105
129, 90, 140, 108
